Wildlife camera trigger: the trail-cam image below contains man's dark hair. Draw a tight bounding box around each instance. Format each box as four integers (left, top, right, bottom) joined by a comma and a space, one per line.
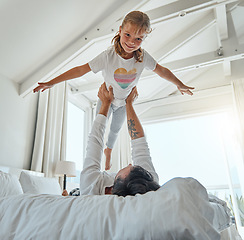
112, 165, 160, 197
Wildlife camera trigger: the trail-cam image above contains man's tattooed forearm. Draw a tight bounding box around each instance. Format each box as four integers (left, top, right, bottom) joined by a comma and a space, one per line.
127, 119, 139, 139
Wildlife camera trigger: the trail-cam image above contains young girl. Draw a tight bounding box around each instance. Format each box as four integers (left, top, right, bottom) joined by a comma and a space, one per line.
33, 11, 194, 171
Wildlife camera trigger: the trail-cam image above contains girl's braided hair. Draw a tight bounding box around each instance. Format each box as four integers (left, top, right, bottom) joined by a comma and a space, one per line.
112, 11, 152, 62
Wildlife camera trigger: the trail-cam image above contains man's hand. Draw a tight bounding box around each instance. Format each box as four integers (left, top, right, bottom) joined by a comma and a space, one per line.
126, 87, 138, 105
97, 83, 114, 104
98, 83, 114, 117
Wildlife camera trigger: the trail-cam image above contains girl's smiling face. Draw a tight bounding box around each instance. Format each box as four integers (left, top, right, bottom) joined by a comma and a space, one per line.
119, 22, 146, 58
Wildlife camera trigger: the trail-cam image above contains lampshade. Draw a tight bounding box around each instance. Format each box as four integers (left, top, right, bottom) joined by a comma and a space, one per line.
55, 161, 76, 177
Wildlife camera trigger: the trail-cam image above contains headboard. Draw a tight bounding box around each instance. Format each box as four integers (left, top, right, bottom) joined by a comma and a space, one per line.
0, 165, 44, 179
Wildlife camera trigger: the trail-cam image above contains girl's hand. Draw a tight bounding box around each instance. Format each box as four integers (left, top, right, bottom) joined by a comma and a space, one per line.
177, 84, 194, 96
126, 86, 138, 105
33, 82, 54, 93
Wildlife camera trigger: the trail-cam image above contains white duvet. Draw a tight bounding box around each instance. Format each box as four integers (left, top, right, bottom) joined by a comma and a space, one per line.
0, 177, 237, 240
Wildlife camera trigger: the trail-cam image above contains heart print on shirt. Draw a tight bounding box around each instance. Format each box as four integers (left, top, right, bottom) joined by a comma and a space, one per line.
114, 68, 137, 89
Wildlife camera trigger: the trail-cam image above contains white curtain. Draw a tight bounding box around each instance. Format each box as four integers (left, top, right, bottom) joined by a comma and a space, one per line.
232, 79, 244, 155
31, 82, 68, 177
232, 78, 244, 233
113, 121, 131, 171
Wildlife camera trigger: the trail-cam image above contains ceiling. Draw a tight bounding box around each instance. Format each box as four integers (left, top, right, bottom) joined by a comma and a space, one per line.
1, 0, 244, 115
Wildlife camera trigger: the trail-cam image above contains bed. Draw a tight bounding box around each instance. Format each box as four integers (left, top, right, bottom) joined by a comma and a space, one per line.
0, 166, 242, 240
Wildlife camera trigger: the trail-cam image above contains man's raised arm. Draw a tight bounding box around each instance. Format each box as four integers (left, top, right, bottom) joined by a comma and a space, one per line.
125, 87, 159, 183
125, 87, 144, 140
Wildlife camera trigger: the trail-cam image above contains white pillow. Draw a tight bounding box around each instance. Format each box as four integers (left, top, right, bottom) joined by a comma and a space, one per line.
19, 171, 61, 195
0, 170, 23, 197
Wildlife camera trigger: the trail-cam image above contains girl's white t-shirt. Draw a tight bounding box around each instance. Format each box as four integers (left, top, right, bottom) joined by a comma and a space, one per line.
88, 47, 157, 106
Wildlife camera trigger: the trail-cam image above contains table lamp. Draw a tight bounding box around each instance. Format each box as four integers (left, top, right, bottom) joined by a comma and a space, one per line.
55, 161, 76, 190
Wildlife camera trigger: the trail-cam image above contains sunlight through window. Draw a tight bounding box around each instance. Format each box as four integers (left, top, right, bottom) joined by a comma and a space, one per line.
143, 111, 244, 227
66, 102, 85, 186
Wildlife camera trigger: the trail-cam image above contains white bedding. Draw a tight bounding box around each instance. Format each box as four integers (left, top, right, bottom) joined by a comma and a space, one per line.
0, 177, 241, 240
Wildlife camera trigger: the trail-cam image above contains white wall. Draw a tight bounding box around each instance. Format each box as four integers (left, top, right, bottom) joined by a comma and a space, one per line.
0, 75, 38, 169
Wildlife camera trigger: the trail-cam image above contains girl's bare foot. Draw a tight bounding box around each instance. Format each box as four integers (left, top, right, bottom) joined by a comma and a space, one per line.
104, 148, 112, 170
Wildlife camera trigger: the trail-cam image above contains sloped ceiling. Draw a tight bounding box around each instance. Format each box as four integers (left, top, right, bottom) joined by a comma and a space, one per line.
1, 0, 244, 117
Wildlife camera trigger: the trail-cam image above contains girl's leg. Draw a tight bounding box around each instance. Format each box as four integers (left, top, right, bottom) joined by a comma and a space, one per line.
104, 148, 112, 170
104, 105, 126, 170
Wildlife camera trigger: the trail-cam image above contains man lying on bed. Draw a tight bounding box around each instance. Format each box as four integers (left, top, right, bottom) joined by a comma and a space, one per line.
63, 83, 160, 196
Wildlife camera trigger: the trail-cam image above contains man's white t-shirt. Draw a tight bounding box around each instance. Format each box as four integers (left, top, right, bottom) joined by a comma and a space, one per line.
89, 47, 157, 106
79, 114, 159, 195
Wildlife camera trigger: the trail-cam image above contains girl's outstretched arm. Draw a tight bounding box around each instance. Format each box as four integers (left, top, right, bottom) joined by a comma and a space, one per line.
153, 63, 194, 96
33, 63, 91, 93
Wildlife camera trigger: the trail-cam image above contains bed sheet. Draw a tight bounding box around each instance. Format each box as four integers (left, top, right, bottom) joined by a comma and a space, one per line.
0, 177, 241, 240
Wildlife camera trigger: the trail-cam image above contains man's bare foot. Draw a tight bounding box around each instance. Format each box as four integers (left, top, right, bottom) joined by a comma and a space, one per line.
104, 148, 112, 170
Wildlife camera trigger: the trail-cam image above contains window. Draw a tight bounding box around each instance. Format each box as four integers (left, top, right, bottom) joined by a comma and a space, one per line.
66, 101, 85, 187
143, 111, 244, 229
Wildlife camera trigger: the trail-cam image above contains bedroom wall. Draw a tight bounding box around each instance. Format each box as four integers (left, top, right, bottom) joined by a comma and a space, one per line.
0, 75, 38, 169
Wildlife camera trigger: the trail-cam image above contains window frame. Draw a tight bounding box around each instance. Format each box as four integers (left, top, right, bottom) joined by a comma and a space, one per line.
65, 88, 94, 190
141, 108, 244, 232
